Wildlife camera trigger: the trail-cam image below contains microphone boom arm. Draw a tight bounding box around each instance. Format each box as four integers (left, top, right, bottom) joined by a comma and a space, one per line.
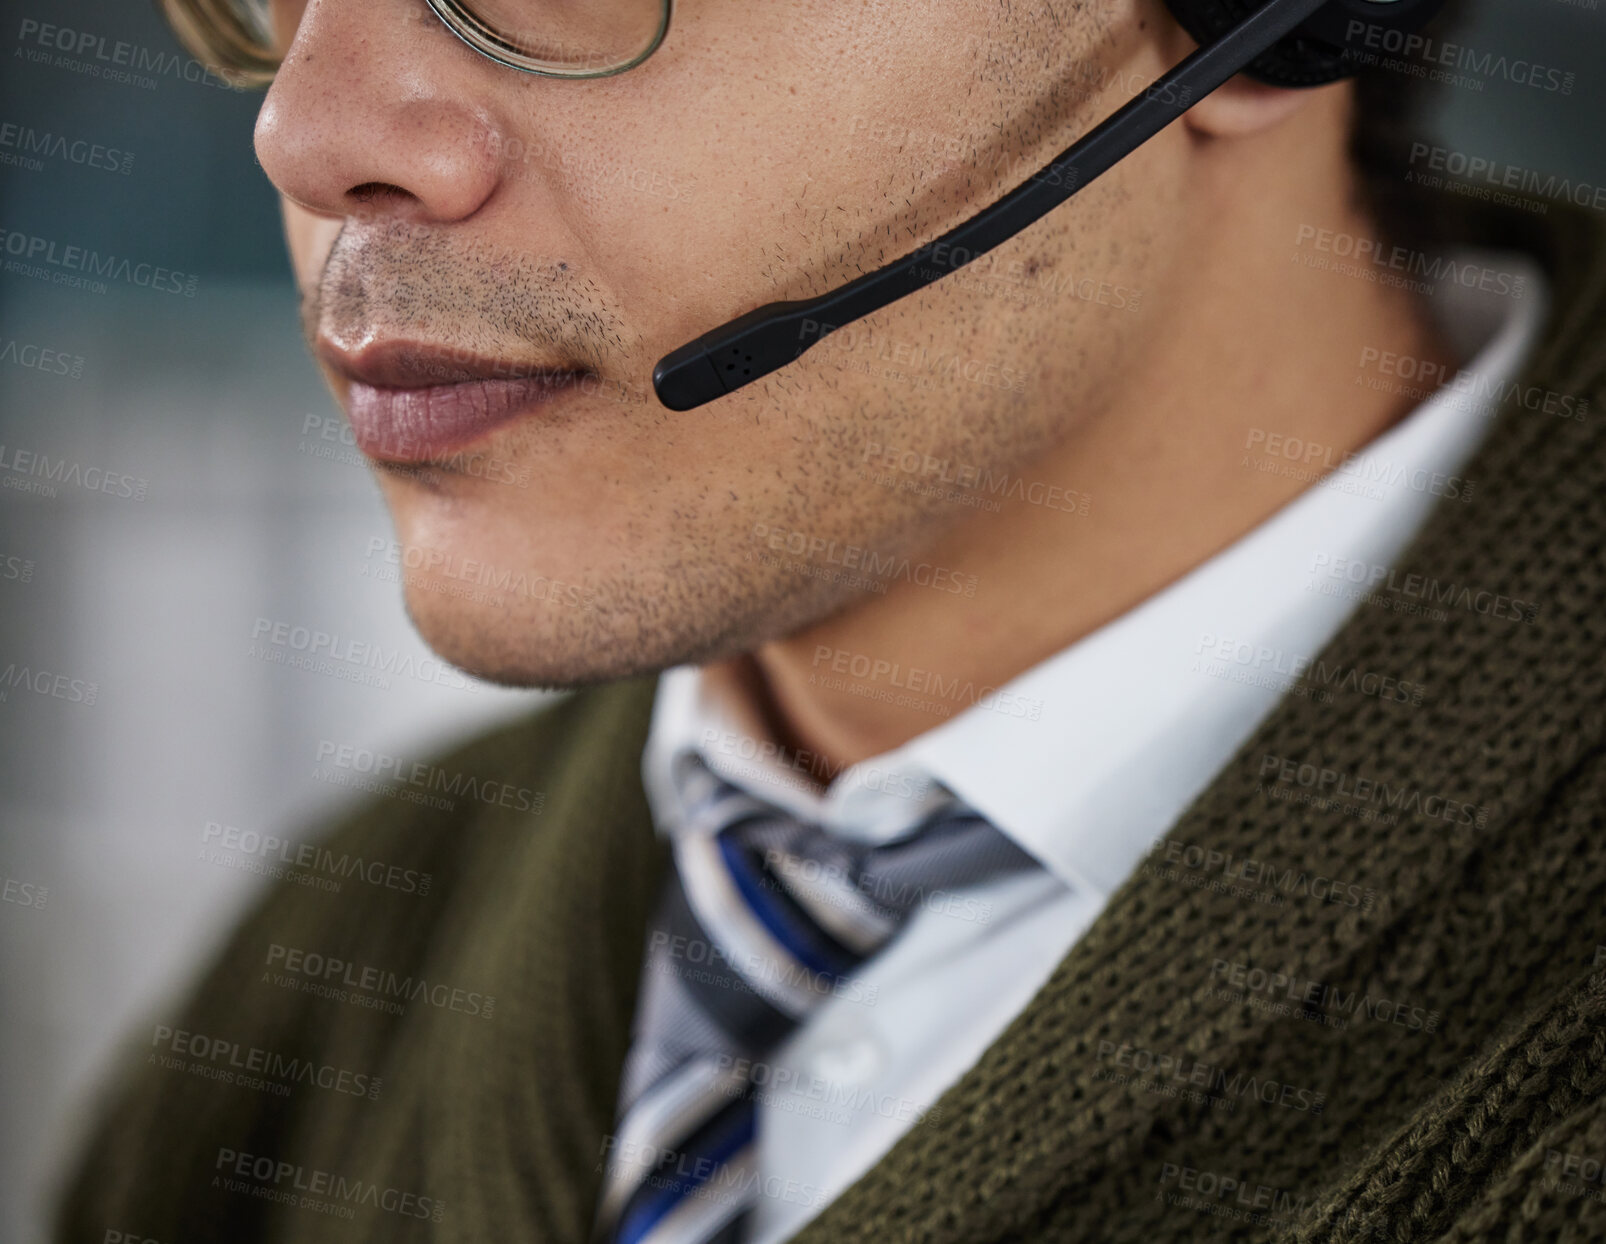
651, 0, 1332, 411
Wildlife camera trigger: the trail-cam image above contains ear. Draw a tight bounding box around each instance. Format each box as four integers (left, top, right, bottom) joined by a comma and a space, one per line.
1181, 75, 1344, 138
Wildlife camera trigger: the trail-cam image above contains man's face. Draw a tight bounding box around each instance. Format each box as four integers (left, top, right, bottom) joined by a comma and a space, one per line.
255, 0, 1185, 687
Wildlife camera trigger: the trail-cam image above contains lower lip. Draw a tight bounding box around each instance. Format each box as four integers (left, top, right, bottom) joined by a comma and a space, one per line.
345, 374, 584, 463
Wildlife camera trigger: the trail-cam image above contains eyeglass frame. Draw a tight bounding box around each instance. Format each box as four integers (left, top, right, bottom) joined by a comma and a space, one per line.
420, 0, 674, 78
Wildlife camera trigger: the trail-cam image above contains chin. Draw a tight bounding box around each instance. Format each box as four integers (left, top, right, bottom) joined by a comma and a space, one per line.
395, 549, 861, 692
399, 572, 631, 690
372, 452, 907, 688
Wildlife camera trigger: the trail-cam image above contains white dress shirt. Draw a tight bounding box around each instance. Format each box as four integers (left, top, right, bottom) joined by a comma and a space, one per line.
640, 251, 1548, 1244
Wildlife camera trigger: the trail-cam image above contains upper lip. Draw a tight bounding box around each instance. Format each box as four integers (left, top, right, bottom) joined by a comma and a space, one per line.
316, 338, 591, 390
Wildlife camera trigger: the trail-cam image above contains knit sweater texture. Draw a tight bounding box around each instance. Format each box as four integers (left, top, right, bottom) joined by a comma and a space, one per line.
53, 196, 1606, 1243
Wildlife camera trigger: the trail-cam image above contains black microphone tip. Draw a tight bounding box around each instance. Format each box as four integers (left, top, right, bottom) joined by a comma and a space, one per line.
652, 351, 726, 412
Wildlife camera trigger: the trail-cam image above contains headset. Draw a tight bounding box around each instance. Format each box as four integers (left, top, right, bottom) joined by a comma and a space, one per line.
651, 0, 1449, 410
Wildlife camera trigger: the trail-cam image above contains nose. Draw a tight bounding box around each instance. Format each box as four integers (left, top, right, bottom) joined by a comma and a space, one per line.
254, 0, 504, 223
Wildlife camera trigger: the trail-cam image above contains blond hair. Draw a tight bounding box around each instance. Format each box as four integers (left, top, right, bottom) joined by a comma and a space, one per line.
158, 0, 280, 87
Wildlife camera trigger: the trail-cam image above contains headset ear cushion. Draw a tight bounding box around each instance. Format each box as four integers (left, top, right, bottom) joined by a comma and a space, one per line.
1163, 0, 1351, 87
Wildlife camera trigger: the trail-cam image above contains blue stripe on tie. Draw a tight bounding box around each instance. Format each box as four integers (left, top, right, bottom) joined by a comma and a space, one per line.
717, 834, 853, 980
615, 1098, 758, 1244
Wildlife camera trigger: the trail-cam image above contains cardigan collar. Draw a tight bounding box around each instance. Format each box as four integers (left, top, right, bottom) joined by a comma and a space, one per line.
785, 202, 1606, 1244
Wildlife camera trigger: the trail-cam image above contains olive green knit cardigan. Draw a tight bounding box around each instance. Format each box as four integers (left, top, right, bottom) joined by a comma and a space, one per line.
54, 198, 1606, 1243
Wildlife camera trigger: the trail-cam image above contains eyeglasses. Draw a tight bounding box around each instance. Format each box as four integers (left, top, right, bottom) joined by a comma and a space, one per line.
214, 0, 673, 82
423, 0, 672, 78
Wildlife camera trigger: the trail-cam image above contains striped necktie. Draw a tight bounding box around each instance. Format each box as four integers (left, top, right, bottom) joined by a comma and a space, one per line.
593, 756, 1039, 1244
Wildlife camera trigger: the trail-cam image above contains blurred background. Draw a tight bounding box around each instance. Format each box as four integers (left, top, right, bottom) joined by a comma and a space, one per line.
1, 0, 1604, 1240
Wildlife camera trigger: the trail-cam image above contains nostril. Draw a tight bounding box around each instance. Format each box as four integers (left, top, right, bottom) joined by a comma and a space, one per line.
349, 182, 410, 205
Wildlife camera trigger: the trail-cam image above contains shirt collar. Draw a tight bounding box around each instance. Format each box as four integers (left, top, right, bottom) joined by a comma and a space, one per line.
642, 663, 961, 847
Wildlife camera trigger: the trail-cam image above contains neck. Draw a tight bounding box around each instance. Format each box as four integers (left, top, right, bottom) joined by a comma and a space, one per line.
716, 103, 1460, 777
